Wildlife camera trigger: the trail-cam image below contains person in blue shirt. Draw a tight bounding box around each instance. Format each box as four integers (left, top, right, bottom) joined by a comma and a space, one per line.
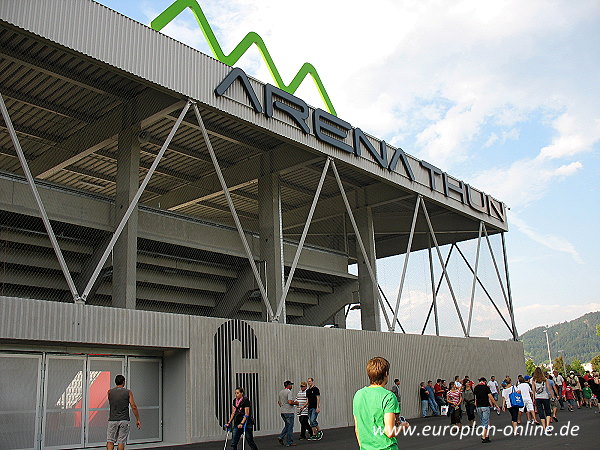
426, 381, 440, 416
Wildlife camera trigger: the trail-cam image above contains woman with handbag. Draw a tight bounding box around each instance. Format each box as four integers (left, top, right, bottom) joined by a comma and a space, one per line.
532, 367, 555, 430
501, 377, 522, 435
462, 382, 476, 427
446, 382, 463, 428
225, 387, 259, 450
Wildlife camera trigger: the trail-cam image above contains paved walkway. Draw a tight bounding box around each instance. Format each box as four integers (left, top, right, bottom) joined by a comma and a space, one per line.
155, 407, 599, 449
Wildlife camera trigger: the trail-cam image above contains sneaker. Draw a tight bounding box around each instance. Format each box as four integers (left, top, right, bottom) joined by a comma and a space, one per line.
482, 438, 491, 443
496, 408, 501, 415
553, 416, 559, 422
307, 435, 317, 440
278, 438, 284, 446
317, 430, 324, 440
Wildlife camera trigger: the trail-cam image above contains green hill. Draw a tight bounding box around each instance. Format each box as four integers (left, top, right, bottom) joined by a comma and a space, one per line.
519, 311, 600, 365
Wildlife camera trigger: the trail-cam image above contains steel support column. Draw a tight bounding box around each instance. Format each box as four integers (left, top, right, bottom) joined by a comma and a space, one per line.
466, 221, 484, 336
482, 224, 511, 314
453, 244, 514, 335
191, 103, 273, 321
82, 100, 192, 302
421, 244, 454, 335
421, 198, 468, 337
427, 236, 440, 336
0, 92, 79, 301
330, 159, 392, 331
501, 232, 519, 340
391, 196, 420, 331
274, 159, 330, 321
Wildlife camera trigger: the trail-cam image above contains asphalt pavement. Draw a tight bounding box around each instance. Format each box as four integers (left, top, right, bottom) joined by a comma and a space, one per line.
151, 406, 599, 449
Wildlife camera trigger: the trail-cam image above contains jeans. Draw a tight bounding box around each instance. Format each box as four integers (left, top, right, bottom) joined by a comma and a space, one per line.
279, 413, 294, 445
465, 401, 476, 421
308, 408, 319, 428
299, 415, 312, 438
421, 399, 430, 417
428, 397, 440, 415
476, 406, 490, 428
231, 424, 258, 450
449, 405, 461, 424
557, 386, 565, 408
435, 396, 447, 407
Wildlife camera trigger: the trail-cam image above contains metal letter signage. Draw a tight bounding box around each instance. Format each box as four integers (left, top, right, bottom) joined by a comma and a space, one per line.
214, 320, 261, 430
215, 68, 506, 222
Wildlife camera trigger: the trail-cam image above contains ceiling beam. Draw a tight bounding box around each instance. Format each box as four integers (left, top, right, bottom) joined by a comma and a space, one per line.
145, 145, 321, 211
0, 45, 129, 99
27, 90, 185, 179
0, 84, 97, 123
283, 185, 414, 230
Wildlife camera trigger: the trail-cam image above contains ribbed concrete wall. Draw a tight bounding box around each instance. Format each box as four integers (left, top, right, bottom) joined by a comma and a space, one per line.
0, 296, 189, 348
188, 317, 524, 442
0, 297, 524, 444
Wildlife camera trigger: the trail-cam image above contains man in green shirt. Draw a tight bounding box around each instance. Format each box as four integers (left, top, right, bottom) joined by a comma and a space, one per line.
353, 357, 410, 450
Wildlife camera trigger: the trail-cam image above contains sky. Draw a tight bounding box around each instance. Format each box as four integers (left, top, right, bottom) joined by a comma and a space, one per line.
96, 0, 600, 338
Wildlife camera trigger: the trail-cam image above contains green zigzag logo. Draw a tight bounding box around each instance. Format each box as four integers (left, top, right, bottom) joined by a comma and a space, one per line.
151, 0, 337, 116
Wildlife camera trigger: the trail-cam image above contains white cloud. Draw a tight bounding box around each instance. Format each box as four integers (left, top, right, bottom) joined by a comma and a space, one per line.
538, 113, 600, 160
515, 303, 600, 332
509, 215, 583, 264
469, 158, 583, 209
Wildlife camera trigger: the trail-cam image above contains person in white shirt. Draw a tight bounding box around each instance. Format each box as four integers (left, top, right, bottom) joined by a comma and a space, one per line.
487, 376, 500, 401
516, 375, 536, 425
454, 376, 462, 390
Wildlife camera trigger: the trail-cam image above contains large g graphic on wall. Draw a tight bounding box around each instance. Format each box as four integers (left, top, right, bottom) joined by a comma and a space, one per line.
214, 320, 260, 430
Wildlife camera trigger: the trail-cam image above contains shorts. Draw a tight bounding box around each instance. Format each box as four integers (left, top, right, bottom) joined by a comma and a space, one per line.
107, 420, 130, 444
520, 398, 534, 412
308, 408, 319, 428
536, 398, 551, 420
476, 407, 490, 429
550, 397, 559, 409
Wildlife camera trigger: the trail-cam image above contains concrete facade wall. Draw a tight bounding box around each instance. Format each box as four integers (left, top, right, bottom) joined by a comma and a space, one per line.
0, 297, 525, 445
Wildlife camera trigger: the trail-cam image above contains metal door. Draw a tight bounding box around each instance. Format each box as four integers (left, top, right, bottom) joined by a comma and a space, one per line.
127, 357, 162, 444
42, 355, 86, 449
85, 356, 126, 447
0, 353, 42, 450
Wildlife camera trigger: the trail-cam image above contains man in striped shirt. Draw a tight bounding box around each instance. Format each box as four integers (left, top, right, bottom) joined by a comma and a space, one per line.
296, 381, 313, 440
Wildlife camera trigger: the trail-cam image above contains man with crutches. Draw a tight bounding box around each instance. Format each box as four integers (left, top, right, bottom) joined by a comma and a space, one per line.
225, 387, 259, 449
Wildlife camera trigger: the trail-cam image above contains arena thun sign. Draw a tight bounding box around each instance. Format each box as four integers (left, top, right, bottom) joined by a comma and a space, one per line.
215, 68, 505, 223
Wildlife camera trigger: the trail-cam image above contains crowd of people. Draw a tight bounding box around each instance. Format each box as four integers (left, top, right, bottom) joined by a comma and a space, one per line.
413, 368, 600, 443
221, 376, 323, 448
101, 362, 598, 450
352, 358, 600, 449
